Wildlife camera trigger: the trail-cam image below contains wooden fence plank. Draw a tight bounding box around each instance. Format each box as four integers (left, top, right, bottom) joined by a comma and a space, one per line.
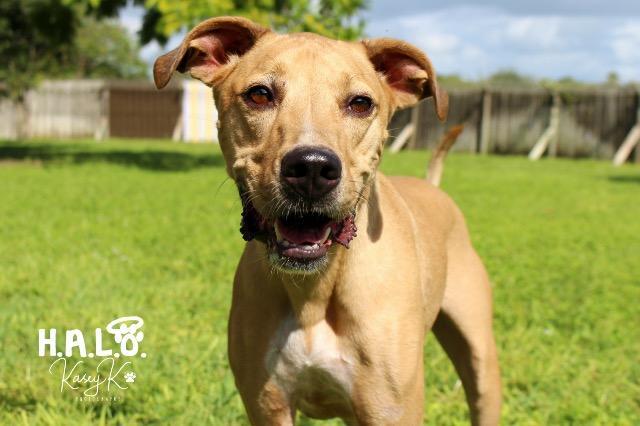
613, 91, 640, 166
613, 125, 640, 166
479, 90, 492, 154
529, 93, 560, 160
389, 123, 414, 153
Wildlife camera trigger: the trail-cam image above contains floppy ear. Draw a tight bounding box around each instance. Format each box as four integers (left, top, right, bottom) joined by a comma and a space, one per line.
153, 16, 270, 89
362, 38, 448, 121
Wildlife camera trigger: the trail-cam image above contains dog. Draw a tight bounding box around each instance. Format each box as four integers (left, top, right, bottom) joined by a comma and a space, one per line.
154, 16, 501, 425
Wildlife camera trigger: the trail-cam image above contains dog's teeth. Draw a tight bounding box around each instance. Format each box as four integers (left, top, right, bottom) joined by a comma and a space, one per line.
281, 240, 291, 247
322, 227, 331, 242
274, 223, 283, 242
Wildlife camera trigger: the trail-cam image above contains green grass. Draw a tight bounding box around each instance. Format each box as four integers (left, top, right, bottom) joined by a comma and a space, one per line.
0, 139, 638, 425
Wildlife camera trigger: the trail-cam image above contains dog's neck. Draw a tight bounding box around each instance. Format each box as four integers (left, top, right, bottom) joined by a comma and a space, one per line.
268, 179, 381, 329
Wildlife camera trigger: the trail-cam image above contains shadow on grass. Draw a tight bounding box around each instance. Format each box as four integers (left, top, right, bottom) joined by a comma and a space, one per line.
608, 174, 640, 184
0, 143, 223, 171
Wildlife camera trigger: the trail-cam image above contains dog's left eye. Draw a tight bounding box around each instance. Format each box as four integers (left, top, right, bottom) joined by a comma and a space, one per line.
244, 86, 274, 107
348, 96, 373, 115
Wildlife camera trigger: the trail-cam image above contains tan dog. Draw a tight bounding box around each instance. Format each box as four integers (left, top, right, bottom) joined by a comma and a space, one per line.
155, 17, 501, 425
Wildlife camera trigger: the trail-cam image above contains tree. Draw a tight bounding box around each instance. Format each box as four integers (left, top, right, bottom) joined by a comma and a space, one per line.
486, 69, 537, 88
138, 0, 368, 45
63, 0, 368, 45
437, 74, 480, 89
606, 71, 619, 87
72, 18, 147, 79
0, 0, 77, 100
0, 0, 146, 100
1, 0, 368, 100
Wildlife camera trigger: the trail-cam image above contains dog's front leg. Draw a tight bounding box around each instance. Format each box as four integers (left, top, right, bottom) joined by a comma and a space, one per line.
228, 253, 297, 426
229, 325, 296, 426
347, 347, 426, 426
245, 380, 296, 426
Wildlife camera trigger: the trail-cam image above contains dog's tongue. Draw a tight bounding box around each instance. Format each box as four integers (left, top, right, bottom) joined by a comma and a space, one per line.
276, 218, 330, 244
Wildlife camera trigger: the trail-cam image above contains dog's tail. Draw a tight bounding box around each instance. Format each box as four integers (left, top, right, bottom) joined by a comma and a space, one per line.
426, 125, 464, 187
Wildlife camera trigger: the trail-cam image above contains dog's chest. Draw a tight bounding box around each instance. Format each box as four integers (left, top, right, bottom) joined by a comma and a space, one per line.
266, 315, 355, 412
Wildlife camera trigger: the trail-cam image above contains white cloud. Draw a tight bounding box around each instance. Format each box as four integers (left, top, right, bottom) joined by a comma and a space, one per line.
119, 3, 640, 83
610, 22, 640, 80
612, 22, 640, 61
422, 33, 460, 53
367, 0, 640, 19
505, 17, 563, 50
367, 6, 640, 82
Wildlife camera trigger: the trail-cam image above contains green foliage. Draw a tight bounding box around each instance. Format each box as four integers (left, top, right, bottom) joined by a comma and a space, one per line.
139, 0, 368, 45
437, 70, 541, 90
64, 0, 368, 45
73, 17, 147, 79
441, 70, 639, 91
1, 0, 367, 98
540, 75, 639, 91
539, 76, 584, 90
437, 74, 482, 90
0, 0, 77, 99
0, 139, 638, 424
606, 71, 620, 86
0, 0, 146, 99
486, 69, 538, 88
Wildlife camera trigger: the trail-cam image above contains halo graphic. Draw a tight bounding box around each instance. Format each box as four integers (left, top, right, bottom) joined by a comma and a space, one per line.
106, 316, 144, 343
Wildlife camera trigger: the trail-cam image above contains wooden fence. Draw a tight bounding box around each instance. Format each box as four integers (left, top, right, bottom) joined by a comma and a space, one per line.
0, 95, 20, 140
389, 88, 640, 163
26, 80, 104, 139
0, 81, 638, 163
108, 81, 182, 139
0, 80, 182, 140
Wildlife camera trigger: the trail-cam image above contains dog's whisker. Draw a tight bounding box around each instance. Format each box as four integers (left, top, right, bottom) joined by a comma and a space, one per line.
213, 177, 232, 198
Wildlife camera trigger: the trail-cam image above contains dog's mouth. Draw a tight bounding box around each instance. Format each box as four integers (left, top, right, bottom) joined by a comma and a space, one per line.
240, 198, 357, 271
273, 212, 357, 260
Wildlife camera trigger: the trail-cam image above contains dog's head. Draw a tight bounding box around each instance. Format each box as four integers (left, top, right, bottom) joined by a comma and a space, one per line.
154, 17, 448, 273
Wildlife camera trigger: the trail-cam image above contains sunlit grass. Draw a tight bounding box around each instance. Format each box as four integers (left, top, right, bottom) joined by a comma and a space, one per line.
1, 139, 638, 425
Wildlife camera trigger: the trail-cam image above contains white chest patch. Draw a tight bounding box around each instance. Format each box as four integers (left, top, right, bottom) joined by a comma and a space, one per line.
265, 314, 355, 402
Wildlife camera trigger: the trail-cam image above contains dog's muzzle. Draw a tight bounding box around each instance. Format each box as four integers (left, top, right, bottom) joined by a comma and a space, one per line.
239, 196, 357, 270
240, 201, 356, 247
237, 146, 357, 270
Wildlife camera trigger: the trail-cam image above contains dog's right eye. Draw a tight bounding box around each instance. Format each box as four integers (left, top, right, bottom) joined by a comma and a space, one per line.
244, 86, 274, 107
347, 95, 374, 116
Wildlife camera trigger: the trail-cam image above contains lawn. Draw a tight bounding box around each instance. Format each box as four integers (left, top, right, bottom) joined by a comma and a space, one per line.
0, 139, 638, 425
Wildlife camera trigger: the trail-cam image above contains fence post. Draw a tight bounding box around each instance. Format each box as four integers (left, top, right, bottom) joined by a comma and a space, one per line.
94, 83, 110, 141
637, 96, 640, 162
479, 89, 492, 154
172, 112, 183, 141
613, 89, 640, 166
389, 122, 414, 153
548, 93, 560, 158
529, 92, 560, 160
15, 98, 28, 140
408, 103, 420, 149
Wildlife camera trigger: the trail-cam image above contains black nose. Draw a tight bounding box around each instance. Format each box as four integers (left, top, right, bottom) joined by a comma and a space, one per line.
280, 147, 342, 200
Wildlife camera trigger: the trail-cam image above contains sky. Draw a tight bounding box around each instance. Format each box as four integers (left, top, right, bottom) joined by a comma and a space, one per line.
119, 0, 640, 83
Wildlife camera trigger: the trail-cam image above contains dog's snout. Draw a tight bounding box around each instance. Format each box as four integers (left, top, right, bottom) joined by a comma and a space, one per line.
281, 147, 342, 199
